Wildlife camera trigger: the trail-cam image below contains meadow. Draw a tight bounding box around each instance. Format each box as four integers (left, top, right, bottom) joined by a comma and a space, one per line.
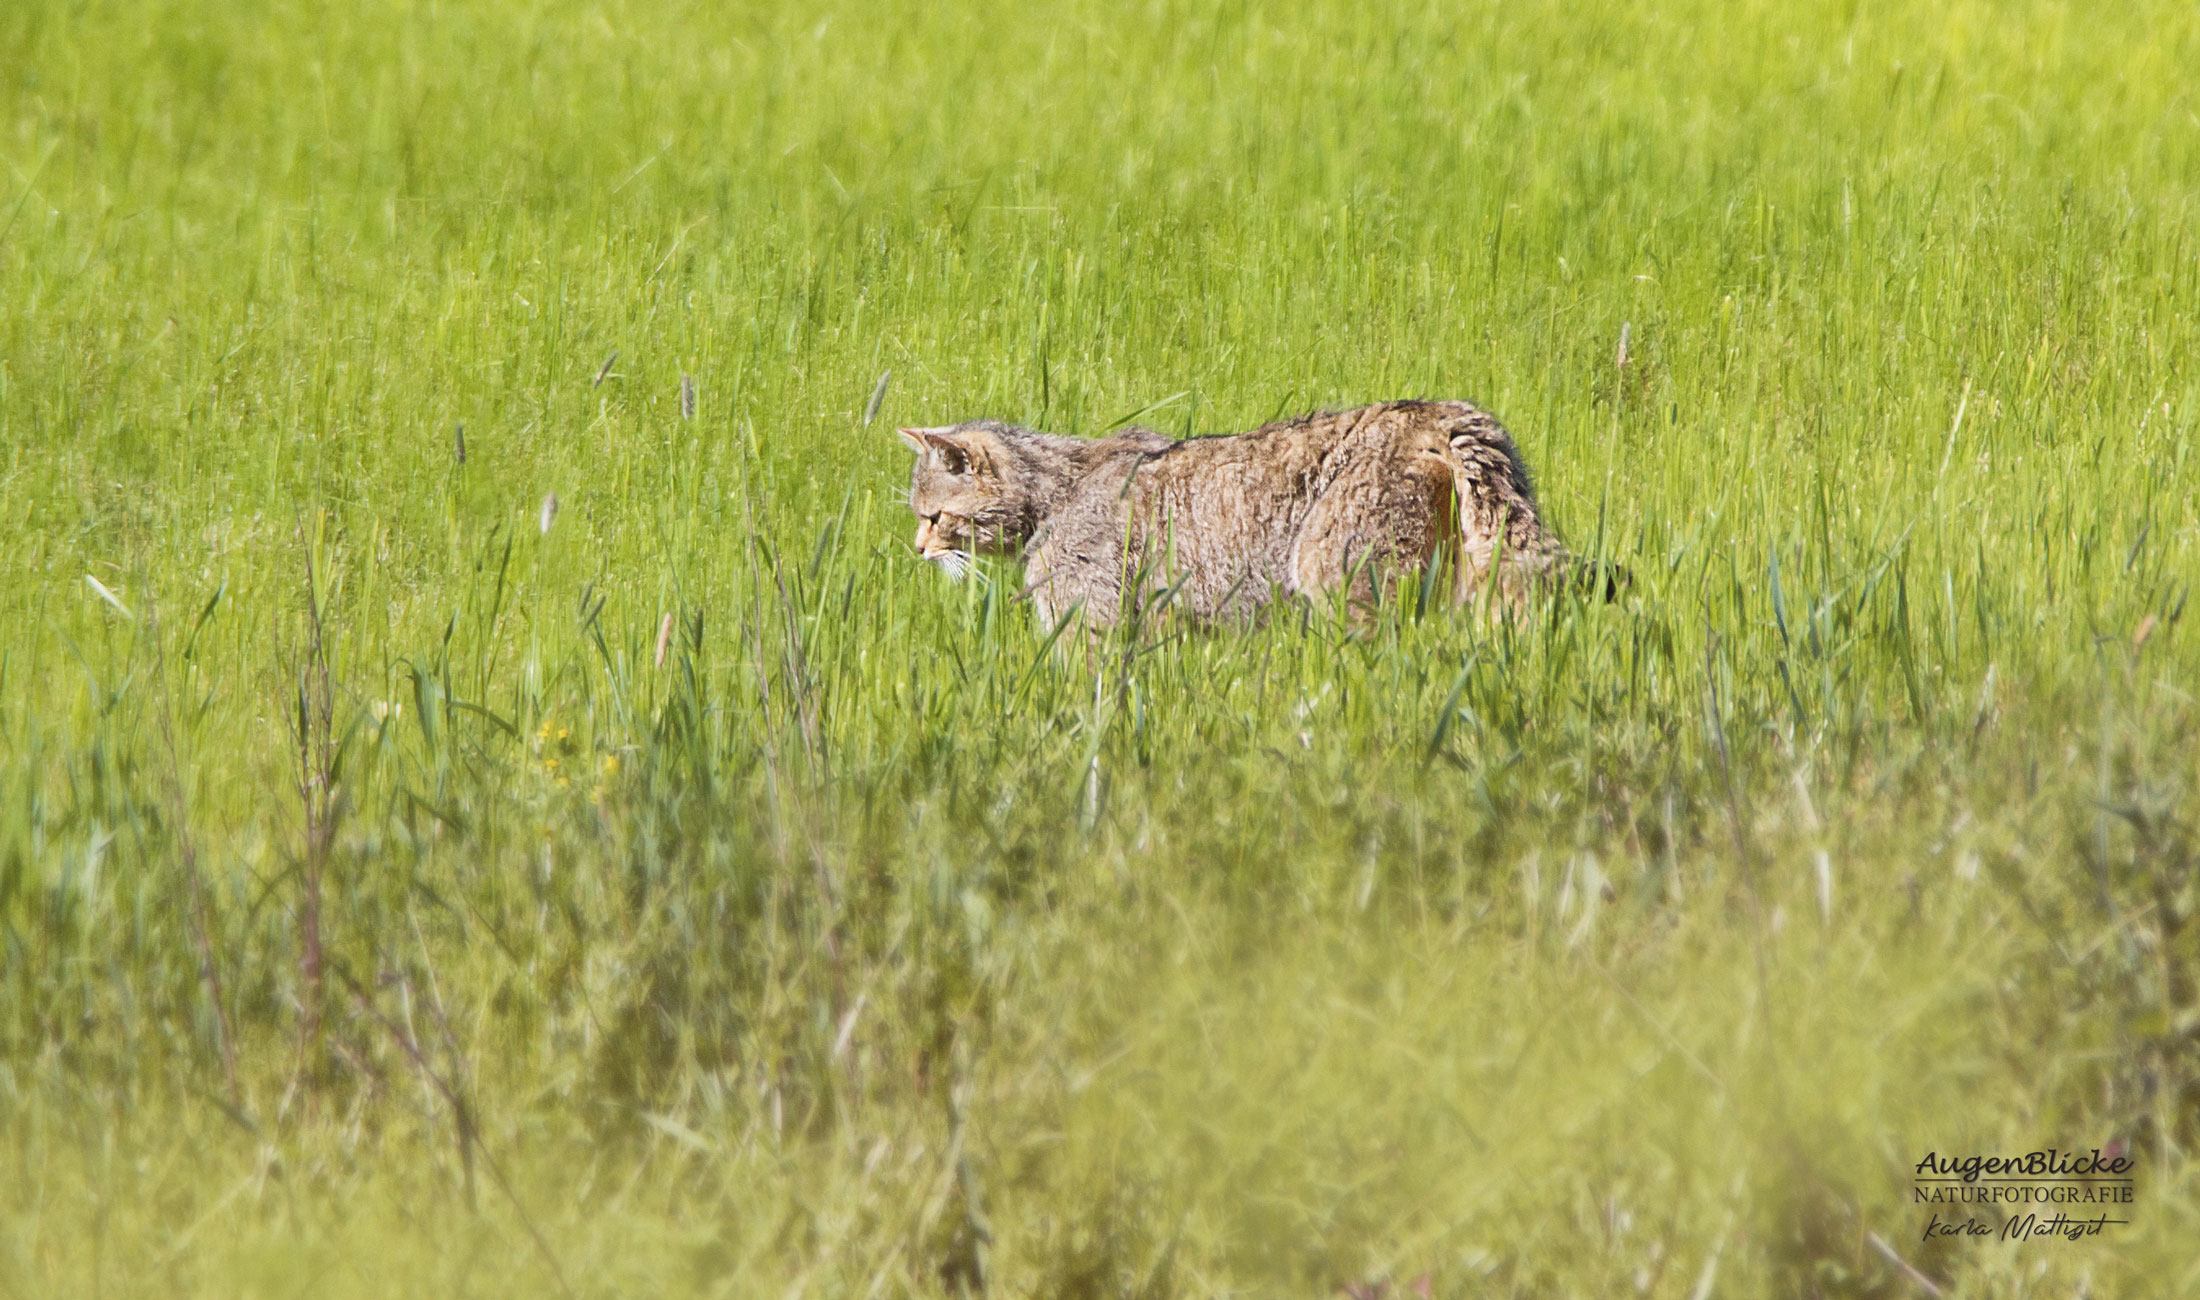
3, 0, 2198, 1294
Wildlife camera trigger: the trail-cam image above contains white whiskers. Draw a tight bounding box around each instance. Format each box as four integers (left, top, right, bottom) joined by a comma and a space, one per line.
927, 550, 986, 584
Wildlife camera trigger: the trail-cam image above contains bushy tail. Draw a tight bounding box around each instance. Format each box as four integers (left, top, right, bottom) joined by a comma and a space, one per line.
1435, 401, 1630, 607
1573, 559, 1633, 602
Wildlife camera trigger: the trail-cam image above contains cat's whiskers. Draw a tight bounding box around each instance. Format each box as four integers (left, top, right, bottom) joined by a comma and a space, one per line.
926, 549, 985, 584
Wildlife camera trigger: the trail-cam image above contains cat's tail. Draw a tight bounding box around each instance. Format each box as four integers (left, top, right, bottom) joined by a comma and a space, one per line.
1572, 559, 1633, 602
1434, 402, 1629, 606
1458, 531, 1631, 610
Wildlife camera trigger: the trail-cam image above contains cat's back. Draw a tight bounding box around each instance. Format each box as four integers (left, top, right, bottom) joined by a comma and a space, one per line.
1129, 401, 1459, 501
1138, 403, 1370, 469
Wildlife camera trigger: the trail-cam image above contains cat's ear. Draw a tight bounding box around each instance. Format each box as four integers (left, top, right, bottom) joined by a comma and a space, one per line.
899, 428, 972, 475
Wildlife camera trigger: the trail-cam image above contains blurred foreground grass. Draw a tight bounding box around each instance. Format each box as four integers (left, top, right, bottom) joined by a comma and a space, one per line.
3, 0, 2198, 1294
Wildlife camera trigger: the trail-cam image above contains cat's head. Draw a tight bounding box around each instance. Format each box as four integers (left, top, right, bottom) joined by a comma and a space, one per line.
897, 422, 1032, 579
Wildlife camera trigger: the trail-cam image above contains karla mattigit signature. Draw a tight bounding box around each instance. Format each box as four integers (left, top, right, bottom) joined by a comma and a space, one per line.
1910, 1147, 2135, 1245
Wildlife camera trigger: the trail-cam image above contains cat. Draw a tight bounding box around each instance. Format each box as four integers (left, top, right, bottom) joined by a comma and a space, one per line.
899, 399, 1608, 629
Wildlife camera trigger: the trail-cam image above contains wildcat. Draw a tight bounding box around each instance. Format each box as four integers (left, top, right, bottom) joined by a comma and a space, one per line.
899, 399, 1603, 628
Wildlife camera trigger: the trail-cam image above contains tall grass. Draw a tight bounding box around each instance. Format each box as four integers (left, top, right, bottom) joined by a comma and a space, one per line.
2, 0, 2197, 1294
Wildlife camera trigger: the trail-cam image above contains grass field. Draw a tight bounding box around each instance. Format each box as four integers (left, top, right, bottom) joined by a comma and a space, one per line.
5, 0, 2199, 1294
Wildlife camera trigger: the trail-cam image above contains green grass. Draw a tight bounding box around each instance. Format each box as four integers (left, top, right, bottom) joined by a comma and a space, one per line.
4, 0, 2199, 1294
